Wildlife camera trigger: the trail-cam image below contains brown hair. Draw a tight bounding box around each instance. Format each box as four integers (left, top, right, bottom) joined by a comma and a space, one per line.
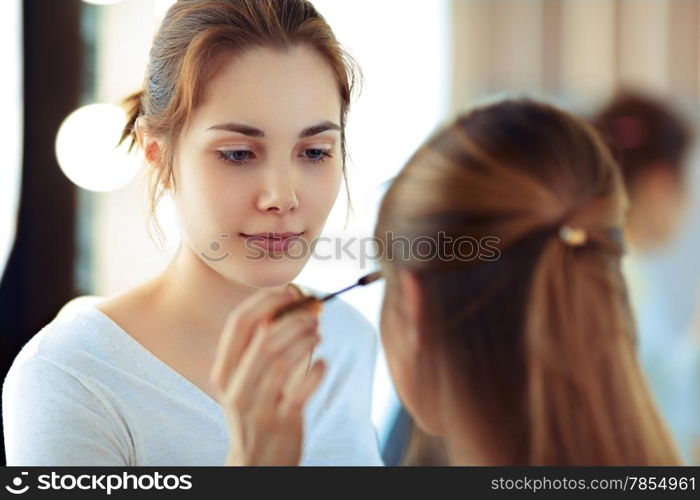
375, 99, 681, 465
591, 90, 692, 193
119, 0, 359, 246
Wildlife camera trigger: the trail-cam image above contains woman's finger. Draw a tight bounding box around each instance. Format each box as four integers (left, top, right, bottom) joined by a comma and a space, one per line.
220, 311, 317, 408
264, 310, 319, 354
210, 288, 296, 389
235, 311, 318, 393
280, 359, 326, 418
283, 339, 318, 402
251, 332, 321, 414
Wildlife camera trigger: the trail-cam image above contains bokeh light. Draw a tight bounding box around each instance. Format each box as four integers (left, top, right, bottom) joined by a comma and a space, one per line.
82, 0, 123, 6
55, 103, 142, 192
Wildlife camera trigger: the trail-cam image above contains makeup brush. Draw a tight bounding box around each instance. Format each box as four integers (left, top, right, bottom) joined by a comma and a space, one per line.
271, 270, 383, 320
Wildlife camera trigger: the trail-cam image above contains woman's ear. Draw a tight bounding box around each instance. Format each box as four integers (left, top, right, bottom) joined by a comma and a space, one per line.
135, 118, 163, 168
396, 269, 430, 350
135, 119, 172, 190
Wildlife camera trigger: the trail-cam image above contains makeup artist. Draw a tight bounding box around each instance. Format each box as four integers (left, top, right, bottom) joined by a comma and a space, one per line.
3, 0, 381, 466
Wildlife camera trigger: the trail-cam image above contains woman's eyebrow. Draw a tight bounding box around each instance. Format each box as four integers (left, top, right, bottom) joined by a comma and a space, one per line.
299, 121, 340, 138
206, 120, 340, 138
206, 122, 264, 137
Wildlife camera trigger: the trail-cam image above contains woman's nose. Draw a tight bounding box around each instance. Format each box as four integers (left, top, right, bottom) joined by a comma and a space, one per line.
256, 165, 300, 213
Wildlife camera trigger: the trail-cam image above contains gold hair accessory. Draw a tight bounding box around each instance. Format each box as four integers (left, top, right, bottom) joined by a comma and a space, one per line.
559, 225, 587, 247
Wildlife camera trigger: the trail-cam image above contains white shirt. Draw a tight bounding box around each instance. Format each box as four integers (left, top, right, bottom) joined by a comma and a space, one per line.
2, 289, 383, 466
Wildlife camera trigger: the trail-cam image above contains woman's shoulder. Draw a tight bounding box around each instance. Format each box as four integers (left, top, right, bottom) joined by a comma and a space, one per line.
4, 295, 118, 383
2, 296, 135, 466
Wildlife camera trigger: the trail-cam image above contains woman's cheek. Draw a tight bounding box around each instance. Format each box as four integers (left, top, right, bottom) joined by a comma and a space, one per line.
177, 169, 240, 245
305, 164, 342, 212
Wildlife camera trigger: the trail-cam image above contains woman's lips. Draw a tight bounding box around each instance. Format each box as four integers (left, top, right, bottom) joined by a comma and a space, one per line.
240, 232, 304, 253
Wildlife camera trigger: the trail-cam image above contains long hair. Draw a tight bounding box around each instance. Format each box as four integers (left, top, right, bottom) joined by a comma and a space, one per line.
375, 99, 681, 465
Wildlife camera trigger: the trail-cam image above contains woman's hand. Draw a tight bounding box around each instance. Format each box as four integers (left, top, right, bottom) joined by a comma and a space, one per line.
209, 288, 326, 466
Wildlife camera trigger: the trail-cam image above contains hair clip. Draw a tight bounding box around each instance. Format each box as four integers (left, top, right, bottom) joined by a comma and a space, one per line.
559, 225, 588, 247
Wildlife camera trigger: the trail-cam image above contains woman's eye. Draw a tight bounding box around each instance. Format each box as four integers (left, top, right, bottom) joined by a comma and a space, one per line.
217, 149, 256, 165
302, 148, 332, 164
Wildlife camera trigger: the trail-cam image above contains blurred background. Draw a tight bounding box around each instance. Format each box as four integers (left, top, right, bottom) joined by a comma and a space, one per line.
2, 0, 700, 465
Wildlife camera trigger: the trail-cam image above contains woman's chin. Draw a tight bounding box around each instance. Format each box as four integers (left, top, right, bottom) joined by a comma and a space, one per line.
231, 259, 308, 289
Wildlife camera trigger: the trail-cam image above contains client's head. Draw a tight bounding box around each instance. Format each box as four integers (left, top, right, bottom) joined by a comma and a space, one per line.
375, 99, 680, 465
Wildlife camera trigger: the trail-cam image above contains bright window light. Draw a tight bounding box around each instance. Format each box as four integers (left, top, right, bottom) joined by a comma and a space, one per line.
154, 0, 177, 19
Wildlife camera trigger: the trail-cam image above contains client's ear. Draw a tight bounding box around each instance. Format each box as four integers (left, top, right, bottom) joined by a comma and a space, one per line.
397, 269, 430, 349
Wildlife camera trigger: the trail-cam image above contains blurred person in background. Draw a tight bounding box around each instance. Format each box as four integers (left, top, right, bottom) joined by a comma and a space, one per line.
2, 0, 382, 466
592, 92, 700, 464
592, 91, 691, 253
375, 98, 681, 465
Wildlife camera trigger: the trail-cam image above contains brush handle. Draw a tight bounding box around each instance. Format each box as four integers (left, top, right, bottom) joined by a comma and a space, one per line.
270, 271, 382, 321
271, 295, 323, 321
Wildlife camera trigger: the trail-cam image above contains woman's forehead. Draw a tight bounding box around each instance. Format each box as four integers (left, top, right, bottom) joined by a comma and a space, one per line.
191, 45, 342, 136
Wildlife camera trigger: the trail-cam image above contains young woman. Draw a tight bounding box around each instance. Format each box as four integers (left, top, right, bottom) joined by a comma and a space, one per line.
374, 99, 682, 465
3, 0, 382, 466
